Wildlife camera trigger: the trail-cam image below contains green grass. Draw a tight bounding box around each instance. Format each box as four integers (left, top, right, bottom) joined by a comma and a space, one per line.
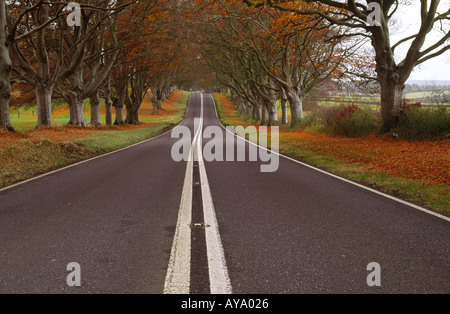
404, 90, 450, 98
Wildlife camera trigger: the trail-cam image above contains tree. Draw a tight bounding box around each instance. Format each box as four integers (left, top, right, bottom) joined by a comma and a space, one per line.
10, 2, 74, 128
107, 0, 190, 124
56, 0, 137, 127
243, 0, 450, 132
1, 0, 62, 131
0, 0, 13, 131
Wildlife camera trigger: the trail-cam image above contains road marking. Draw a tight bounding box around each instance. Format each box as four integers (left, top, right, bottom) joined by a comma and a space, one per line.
164, 93, 232, 294
209, 94, 450, 223
196, 95, 232, 294
163, 146, 193, 294
164, 94, 202, 294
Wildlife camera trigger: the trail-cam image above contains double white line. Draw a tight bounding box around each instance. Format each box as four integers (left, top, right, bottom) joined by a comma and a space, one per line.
164, 93, 232, 294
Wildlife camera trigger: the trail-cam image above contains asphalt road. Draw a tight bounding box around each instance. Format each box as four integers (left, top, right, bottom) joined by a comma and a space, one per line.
0, 92, 448, 294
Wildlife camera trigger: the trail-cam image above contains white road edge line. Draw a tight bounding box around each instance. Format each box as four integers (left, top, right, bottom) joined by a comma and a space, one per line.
197, 94, 233, 294
209, 94, 450, 223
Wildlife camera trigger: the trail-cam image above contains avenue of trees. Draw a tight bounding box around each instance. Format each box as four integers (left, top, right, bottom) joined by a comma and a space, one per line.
193, 0, 368, 126
1, 0, 449, 134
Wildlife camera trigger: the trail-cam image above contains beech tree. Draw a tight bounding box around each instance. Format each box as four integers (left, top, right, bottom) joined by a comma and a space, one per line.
0, 1, 13, 131
10, 1, 94, 128
244, 0, 450, 132
56, 0, 139, 127
1, 0, 63, 131
106, 0, 189, 124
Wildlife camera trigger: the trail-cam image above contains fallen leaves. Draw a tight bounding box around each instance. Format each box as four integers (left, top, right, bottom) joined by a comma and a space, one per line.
218, 93, 450, 186
291, 134, 449, 186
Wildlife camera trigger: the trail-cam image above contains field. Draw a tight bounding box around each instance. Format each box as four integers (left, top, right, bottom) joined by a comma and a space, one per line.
308, 91, 450, 111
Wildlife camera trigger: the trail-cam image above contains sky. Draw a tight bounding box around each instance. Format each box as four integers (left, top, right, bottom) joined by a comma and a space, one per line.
390, 0, 450, 81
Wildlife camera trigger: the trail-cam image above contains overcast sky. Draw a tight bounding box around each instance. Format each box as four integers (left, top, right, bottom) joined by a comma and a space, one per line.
391, 0, 450, 81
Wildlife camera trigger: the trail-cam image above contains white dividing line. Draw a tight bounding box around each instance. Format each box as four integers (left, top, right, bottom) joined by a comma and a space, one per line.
196, 96, 232, 294
208, 94, 450, 223
164, 94, 203, 294
163, 153, 193, 294
164, 93, 232, 294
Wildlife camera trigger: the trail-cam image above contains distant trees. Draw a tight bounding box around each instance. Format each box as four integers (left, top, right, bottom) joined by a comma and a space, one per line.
193, 0, 362, 126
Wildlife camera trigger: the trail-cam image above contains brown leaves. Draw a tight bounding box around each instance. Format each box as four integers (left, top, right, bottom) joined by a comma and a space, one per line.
218, 93, 450, 187
296, 135, 450, 186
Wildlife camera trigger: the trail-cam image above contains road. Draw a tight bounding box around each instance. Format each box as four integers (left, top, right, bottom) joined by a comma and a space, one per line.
0, 92, 448, 294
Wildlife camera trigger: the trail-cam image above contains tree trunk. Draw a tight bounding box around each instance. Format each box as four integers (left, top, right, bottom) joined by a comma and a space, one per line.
113, 86, 125, 126
378, 72, 405, 133
112, 76, 128, 125
0, 62, 14, 131
125, 90, 139, 125
254, 104, 262, 121
126, 106, 139, 125
280, 89, 288, 125
114, 103, 124, 125
68, 99, 88, 127
35, 85, 53, 128
280, 99, 288, 125
90, 90, 101, 127
67, 89, 87, 127
261, 104, 267, 125
0, 97, 14, 131
128, 73, 145, 125
0, 2, 14, 131
104, 79, 113, 126
67, 67, 88, 127
371, 24, 411, 133
286, 92, 303, 127
68, 104, 75, 125
242, 102, 251, 120
151, 99, 161, 114
265, 100, 278, 127
158, 97, 163, 110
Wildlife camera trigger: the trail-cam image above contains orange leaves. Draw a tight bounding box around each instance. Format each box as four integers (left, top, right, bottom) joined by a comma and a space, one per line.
288, 133, 450, 186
